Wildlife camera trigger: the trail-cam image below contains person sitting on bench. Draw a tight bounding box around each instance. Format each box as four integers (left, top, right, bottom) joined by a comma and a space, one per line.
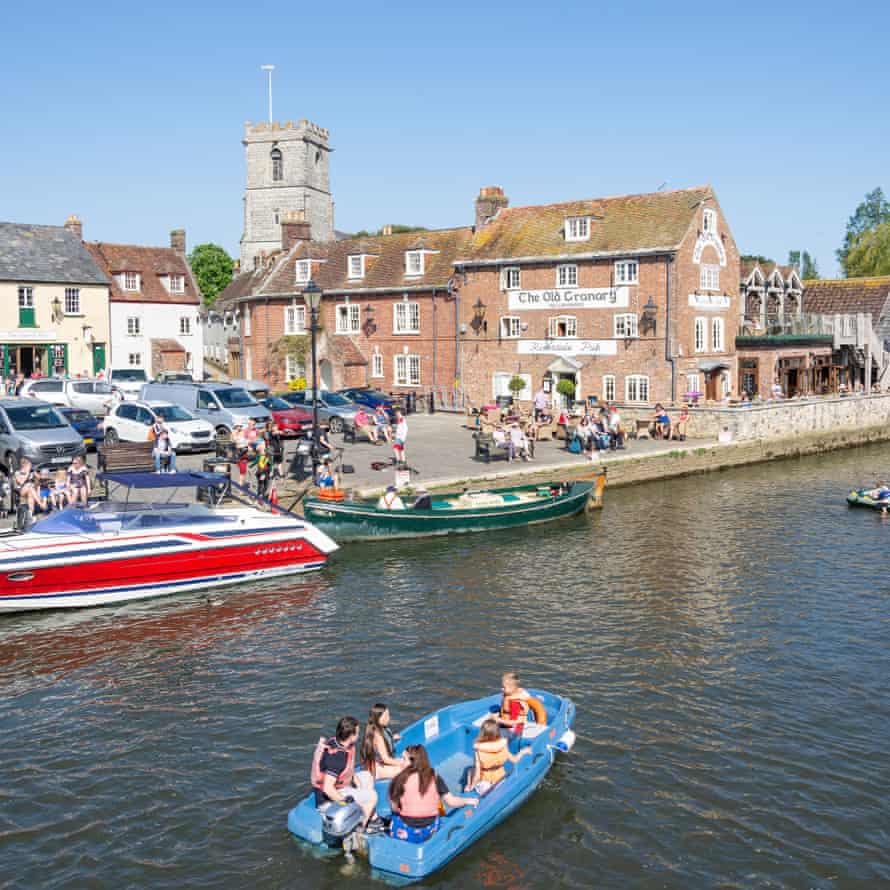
153, 428, 177, 474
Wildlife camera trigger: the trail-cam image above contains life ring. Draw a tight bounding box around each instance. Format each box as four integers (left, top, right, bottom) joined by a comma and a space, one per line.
526, 696, 547, 726
317, 488, 345, 502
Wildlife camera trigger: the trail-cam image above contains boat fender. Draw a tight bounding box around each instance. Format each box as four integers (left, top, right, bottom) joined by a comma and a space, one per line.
555, 729, 576, 753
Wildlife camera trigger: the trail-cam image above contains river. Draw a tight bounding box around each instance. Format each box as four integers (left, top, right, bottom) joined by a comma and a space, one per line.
1, 445, 888, 889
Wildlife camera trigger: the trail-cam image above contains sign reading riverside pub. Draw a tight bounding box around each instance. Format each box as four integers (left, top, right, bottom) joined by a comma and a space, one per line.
508, 286, 629, 312
517, 339, 618, 356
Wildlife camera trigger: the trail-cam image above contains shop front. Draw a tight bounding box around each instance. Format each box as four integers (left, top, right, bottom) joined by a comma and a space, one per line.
0, 335, 69, 378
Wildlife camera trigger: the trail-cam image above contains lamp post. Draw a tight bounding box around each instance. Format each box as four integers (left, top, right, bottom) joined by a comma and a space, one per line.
303, 279, 323, 474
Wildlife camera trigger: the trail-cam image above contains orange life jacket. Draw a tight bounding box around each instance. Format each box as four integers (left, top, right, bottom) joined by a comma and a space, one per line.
393, 771, 441, 819
310, 737, 355, 792
475, 737, 509, 785
500, 690, 530, 725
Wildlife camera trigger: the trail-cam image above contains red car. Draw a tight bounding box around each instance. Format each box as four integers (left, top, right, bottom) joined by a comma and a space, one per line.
260, 396, 313, 437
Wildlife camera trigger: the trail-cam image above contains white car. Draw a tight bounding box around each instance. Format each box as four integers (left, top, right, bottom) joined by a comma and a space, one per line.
109, 368, 148, 400
103, 400, 216, 452
17, 378, 122, 415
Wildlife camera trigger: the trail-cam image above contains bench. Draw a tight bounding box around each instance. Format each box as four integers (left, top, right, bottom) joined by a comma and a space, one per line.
474, 433, 509, 463
343, 424, 377, 444
98, 441, 155, 497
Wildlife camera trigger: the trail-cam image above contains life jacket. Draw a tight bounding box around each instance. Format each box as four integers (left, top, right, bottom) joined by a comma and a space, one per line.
475, 737, 509, 785
317, 487, 345, 501
310, 736, 355, 792
500, 691, 530, 727
393, 771, 441, 819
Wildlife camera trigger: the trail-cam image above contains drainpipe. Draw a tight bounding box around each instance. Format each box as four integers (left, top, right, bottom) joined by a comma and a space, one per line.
432, 289, 438, 390
666, 253, 676, 401
238, 307, 245, 378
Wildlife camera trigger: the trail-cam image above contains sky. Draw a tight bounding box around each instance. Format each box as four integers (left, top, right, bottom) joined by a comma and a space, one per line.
2, 0, 888, 278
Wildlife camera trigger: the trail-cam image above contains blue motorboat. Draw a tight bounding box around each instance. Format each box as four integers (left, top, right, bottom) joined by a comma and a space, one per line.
287, 689, 576, 882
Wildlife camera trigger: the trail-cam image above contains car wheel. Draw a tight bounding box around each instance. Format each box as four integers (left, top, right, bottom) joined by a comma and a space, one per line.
104, 428, 119, 445
216, 426, 230, 437
328, 416, 343, 434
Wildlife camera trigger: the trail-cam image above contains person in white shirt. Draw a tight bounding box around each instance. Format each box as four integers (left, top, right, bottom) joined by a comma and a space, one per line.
607, 406, 624, 450
392, 410, 408, 465
507, 422, 530, 461
377, 485, 406, 510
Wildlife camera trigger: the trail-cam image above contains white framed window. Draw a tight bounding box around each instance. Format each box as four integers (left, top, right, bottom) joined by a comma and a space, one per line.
336, 303, 360, 333
702, 208, 717, 233
64, 287, 80, 314
371, 351, 384, 378
565, 216, 590, 241
614, 260, 639, 284
348, 254, 364, 279
128, 352, 142, 366
394, 301, 420, 334
285, 355, 303, 381
626, 374, 650, 403
493, 371, 532, 401
711, 317, 725, 352
556, 264, 578, 287
501, 266, 521, 290
180, 316, 192, 336
395, 353, 421, 386
123, 271, 140, 291
614, 313, 638, 338
127, 317, 141, 336
295, 260, 311, 283
694, 317, 707, 352
686, 373, 701, 394
405, 251, 424, 276
169, 274, 185, 294
548, 315, 577, 338
285, 304, 306, 335
243, 306, 251, 336
499, 316, 521, 339
602, 374, 616, 402
700, 265, 720, 291
18, 286, 33, 307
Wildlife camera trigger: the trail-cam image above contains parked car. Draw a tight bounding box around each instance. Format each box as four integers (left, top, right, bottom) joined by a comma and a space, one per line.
103, 400, 216, 452
231, 378, 271, 399
18, 378, 121, 415
258, 396, 313, 437
60, 407, 104, 451
0, 399, 86, 473
18, 377, 67, 404
109, 368, 148, 400
158, 371, 194, 383
140, 382, 270, 434
337, 387, 397, 419
275, 390, 359, 433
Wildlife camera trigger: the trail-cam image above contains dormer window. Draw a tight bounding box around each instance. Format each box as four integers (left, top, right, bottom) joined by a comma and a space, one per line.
702, 208, 717, 234
565, 217, 590, 241
123, 272, 140, 292
271, 147, 283, 182
295, 260, 311, 284
348, 254, 365, 280
405, 251, 424, 276
169, 274, 184, 294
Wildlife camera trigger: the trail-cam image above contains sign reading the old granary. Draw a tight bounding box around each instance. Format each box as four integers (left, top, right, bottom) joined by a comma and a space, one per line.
688, 293, 731, 310
508, 287, 630, 311
516, 339, 619, 356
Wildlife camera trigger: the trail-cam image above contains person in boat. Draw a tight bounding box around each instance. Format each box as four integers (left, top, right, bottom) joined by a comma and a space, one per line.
316, 458, 338, 490
360, 703, 406, 781
377, 484, 406, 510
153, 428, 177, 474
388, 744, 478, 843
66, 455, 91, 507
497, 672, 531, 741
865, 480, 890, 500
312, 716, 379, 828
464, 718, 532, 793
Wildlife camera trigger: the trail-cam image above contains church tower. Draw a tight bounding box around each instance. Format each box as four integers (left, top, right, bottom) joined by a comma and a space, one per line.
240, 119, 334, 268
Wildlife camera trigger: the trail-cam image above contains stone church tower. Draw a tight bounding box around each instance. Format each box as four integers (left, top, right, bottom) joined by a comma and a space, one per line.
240, 119, 333, 268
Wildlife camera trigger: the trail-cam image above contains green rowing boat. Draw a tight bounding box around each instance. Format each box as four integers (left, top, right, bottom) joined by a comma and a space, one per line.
303, 474, 606, 541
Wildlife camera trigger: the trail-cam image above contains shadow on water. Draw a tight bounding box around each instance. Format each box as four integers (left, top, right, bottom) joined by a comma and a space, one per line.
2, 444, 890, 888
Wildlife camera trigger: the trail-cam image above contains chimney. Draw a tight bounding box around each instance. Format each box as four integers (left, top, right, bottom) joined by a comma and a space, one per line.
64, 214, 83, 240
281, 210, 311, 251
170, 229, 186, 253
475, 186, 508, 229
381, 224, 393, 236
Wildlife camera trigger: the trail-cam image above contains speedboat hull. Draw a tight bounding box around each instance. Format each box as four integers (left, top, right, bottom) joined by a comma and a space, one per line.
287, 690, 576, 882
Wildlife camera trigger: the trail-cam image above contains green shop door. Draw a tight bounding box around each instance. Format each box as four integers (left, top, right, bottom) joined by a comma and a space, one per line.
92, 343, 106, 376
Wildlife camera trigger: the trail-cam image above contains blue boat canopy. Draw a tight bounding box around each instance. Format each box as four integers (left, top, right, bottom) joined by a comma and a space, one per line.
97, 471, 228, 489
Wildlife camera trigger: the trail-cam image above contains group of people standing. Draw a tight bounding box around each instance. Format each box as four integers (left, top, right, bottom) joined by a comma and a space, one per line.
230, 418, 286, 497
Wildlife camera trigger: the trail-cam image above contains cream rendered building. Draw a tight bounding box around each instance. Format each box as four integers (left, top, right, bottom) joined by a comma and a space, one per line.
0, 217, 110, 378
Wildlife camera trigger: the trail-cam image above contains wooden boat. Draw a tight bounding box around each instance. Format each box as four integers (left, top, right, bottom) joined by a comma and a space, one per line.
846, 489, 890, 510
302, 473, 605, 541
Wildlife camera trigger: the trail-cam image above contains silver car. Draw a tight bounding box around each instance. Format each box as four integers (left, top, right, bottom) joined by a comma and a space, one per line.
0, 399, 87, 473
277, 390, 359, 433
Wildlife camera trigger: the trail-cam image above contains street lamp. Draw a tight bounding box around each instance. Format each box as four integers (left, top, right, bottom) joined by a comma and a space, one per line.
303, 279, 323, 474
470, 298, 487, 335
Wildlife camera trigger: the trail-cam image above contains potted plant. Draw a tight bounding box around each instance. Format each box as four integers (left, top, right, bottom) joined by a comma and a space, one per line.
556, 378, 576, 409
507, 375, 526, 409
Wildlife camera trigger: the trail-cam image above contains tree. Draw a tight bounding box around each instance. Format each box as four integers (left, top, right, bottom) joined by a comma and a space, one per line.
837, 187, 890, 274
844, 221, 890, 278
741, 254, 773, 265
188, 243, 234, 306
350, 224, 428, 238
787, 250, 819, 280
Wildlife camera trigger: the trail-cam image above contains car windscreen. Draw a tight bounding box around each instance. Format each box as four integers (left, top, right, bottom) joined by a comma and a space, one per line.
153, 405, 194, 422
322, 393, 352, 407
6, 404, 66, 430
214, 388, 257, 408
64, 410, 93, 423
112, 370, 147, 382
263, 397, 293, 410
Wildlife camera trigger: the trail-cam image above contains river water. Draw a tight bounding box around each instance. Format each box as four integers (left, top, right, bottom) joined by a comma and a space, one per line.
1, 445, 889, 889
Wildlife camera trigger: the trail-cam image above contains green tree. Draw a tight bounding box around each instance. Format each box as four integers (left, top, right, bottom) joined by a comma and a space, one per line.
844, 221, 890, 277
837, 187, 890, 273
188, 243, 234, 306
741, 254, 773, 265
787, 250, 819, 279
350, 224, 429, 238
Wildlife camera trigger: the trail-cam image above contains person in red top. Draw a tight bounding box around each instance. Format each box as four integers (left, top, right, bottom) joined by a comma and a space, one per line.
497, 672, 531, 736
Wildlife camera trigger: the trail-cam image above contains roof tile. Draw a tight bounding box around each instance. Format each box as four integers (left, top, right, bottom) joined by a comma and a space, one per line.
803, 277, 890, 319
85, 242, 200, 305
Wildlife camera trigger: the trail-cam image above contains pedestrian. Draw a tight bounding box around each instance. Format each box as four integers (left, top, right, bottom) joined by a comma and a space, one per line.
392, 410, 408, 465
264, 419, 284, 478
533, 386, 550, 421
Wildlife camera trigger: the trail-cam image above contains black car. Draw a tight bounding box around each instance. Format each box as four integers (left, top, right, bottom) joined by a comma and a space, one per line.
60, 407, 105, 451
336, 388, 396, 419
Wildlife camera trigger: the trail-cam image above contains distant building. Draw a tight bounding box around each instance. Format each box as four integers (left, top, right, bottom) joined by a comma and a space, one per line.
0, 216, 109, 378
85, 229, 204, 380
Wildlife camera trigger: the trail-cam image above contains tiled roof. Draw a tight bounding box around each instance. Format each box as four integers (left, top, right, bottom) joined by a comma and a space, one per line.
0, 222, 108, 285
740, 260, 798, 285
461, 185, 714, 262
151, 338, 185, 352
803, 277, 890, 319
85, 242, 200, 305
214, 266, 269, 309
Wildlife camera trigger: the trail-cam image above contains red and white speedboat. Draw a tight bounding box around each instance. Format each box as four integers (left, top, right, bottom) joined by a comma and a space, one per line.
0, 471, 338, 612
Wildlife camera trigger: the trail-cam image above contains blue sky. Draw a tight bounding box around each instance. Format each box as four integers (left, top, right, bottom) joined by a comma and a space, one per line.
2, 0, 888, 277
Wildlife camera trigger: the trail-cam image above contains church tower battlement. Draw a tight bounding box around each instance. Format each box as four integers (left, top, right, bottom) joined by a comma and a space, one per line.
240, 118, 333, 268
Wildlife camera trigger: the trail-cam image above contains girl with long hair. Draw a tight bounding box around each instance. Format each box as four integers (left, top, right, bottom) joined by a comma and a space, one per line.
359, 703, 405, 781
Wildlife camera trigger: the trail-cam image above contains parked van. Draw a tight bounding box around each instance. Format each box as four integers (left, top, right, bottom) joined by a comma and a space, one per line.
140, 382, 270, 434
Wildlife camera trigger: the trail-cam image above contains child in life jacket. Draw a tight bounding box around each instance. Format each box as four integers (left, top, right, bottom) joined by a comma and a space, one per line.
464, 718, 532, 793
388, 744, 477, 843
497, 672, 531, 737
310, 716, 378, 828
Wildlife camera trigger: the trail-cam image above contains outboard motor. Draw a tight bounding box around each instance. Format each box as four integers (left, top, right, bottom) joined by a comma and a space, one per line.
318, 800, 365, 848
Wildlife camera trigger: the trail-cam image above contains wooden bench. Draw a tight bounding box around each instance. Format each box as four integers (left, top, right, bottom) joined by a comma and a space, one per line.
343, 424, 376, 444
474, 433, 509, 463
97, 441, 156, 497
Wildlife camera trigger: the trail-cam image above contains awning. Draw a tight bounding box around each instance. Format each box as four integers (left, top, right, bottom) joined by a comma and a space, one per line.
97, 471, 228, 489
698, 360, 730, 373
546, 356, 583, 374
